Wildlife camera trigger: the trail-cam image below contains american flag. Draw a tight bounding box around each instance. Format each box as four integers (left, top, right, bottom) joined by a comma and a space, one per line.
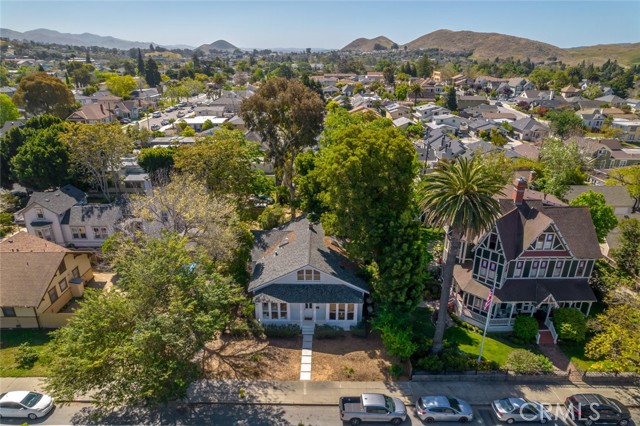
484, 290, 493, 311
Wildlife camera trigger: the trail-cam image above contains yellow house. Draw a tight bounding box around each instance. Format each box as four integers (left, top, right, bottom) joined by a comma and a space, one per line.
0, 232, 94, 329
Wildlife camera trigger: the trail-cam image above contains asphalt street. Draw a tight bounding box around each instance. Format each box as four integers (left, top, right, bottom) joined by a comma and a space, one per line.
0, 403, 637, 426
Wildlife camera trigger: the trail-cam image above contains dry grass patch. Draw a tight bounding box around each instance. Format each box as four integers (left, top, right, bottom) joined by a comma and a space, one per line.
204, 334, 301, 381
311, 333, 408, 381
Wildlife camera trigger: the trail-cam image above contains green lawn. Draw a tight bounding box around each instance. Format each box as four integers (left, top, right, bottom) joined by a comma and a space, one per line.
559, 339, 598, 372
444, 327, 522, 366
0, 329, 52, 377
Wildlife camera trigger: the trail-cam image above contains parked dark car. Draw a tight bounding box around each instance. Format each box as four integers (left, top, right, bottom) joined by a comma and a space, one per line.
564, 394, 631, 425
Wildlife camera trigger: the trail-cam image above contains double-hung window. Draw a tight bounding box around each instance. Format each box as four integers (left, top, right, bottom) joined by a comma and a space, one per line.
553, 260, 563, 277
71, 227, 87, 239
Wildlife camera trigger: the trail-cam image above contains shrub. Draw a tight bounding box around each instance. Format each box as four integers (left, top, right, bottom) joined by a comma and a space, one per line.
416, 354, 444, 373
388, 364, 404, 379
0, 212, 14, 226
262, 324, 301, 338
315, 324, 345, 339
14, 343, 39, 369
553, 308, 587, 342
258, 204, 286, 230
342, 365, 355, 378
512, 315, 538, 344
350, 321, 367, 338
505, 349, 554, 374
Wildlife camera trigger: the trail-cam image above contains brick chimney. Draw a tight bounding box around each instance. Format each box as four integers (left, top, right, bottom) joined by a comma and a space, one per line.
513, 177, 527, 205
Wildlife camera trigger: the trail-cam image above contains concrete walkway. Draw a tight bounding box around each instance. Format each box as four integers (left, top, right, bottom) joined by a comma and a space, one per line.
300, 323, 314, 381
3, 377, 639, 407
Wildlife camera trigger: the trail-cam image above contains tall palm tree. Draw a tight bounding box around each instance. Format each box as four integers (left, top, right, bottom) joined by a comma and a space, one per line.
419, 157, 505, 354
410, 82, 422, 105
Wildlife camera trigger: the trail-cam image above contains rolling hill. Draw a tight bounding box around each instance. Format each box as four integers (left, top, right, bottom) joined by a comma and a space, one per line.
0, 28, 154, 50
342, 36, 397, 51
564, 42, 640, 65
196, 40, 238, 53
403, 29, 566, 62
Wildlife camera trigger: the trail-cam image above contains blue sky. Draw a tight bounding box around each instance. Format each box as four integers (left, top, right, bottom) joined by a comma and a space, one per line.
1, 1, 639, 49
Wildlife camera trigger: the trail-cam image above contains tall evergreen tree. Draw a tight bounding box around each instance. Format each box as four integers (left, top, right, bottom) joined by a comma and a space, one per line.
446, 87, 458, 111
144, 58, 162, 87
137, 48, 145, 75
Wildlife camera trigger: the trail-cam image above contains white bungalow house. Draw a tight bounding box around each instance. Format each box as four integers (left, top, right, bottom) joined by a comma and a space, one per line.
249, 217, 369, 330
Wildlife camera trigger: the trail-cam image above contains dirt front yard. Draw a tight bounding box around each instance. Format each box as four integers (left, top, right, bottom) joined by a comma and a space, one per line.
204, 335, 301, 381
203, 331, 408, 382
312, 332, 409, 381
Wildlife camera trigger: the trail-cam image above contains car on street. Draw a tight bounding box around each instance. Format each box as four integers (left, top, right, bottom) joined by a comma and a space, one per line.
492, 397, 553, 424
151, 124, 160, 131
0, 391, 54, 419
119, 117, 131, 124
340, 393, 407, 425
152, 111, 162, 118
416, 395, 474, 423
565, 394, 631, 425
161, 119, 170, 126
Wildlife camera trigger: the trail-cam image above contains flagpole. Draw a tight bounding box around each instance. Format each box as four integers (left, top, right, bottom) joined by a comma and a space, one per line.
478, 278, 499, 362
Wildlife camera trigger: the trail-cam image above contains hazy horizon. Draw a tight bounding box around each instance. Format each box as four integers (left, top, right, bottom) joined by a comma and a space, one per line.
1, 1, 639, 50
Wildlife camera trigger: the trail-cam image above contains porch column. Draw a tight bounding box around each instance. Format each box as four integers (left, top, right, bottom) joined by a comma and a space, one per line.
544, 304, 552, 323
509, 303, 515, 324
354, 303, 359, 323
585, 302, 592, 317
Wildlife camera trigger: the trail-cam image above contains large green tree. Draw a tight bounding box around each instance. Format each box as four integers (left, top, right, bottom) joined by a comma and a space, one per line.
106, 75, 138, 98
610, 218, 640, 278
569, 190, 618, 243
11, 127, 70, 190
419, 157, 505, 354
0, 93, 20, 126
416, 55, 434, 79
44, 233, 247, 409
240, 77, 324, 212
0, 115, 63, 186
144, 58, 161, 87
446, 87, 458, 111
12, 72, 75, 118
173, 129, 272, 205
60, 123, 134, 201
315, 120, 418, 262
538, 138, 586, 198
585, 301, 640, 373
137, 146, 176, 175
546, 109, 584, 140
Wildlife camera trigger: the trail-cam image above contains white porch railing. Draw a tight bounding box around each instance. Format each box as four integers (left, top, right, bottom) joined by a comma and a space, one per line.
544, 316, 558, 344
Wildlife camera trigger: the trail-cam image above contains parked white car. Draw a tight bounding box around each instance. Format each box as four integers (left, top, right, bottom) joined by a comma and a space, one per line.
416, 395, 474, 423
0, 391, 54, 419
492, 397, 553, 424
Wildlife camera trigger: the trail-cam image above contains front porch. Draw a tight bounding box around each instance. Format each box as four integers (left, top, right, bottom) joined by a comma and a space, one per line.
255, 300, 363, 331
451, 291, 593, 335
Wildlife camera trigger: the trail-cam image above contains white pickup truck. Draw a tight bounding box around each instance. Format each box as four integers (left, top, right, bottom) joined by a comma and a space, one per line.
339, 393, 407, 425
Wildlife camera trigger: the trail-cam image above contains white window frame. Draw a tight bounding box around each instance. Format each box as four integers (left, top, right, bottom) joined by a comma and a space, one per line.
261, 302, 288, 320
576, 260, 586, 277
328, 303, 355, 321
59, 278, 68, 292
479, 259, 488, 277
488, 261, 497, 279
538, 261, 548, 277
92, 226, 108, 239
530, 260, 539, 277
514, 261, 524, 278
297, 269, 321, 281
35, 208, 44, 219
71, 226, 87, 239
553, 260, 563, 277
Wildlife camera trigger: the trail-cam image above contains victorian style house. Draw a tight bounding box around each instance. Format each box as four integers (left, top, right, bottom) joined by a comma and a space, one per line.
451, 178, 602, 342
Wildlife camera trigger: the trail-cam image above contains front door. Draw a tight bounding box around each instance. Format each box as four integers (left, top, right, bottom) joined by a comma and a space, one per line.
304, 303, 313, 320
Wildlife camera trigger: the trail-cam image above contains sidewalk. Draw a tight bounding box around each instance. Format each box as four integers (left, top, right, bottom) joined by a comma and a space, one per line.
2, 377, 639, 407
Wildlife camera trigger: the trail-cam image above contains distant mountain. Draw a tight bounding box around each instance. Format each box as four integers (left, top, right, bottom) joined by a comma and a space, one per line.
342, 36, 397, 51
0, 28, 157, 50
196, 40, 238, 53
404, 29, 566, 62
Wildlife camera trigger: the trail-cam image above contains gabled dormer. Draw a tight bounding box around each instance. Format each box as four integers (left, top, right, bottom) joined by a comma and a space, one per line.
472, 231, 506, 288
526, 225, 569, 253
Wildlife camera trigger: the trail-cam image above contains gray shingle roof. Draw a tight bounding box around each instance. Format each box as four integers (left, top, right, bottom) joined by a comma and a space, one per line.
494, 199, 602, 261
61, 204, 121, 226
26, 185, 86, 215
249, 216, 369, 293
565, 186, 634, 208
255, 284, 364, 303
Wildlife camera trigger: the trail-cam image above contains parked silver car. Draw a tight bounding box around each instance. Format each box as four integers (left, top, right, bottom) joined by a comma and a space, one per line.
416, 395, 474, 422
492, 398, 553, 424
0, 391, 54, 419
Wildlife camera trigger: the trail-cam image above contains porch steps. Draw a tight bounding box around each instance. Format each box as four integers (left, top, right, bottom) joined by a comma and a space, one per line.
538, 329, 555, 345
300, 327, 314, 380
